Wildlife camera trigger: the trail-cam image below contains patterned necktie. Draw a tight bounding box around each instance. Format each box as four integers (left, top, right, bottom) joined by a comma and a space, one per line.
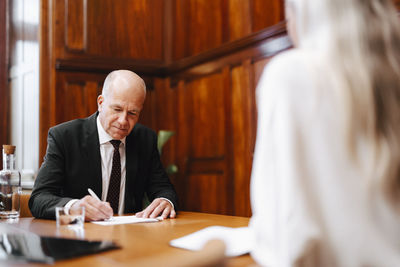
106, 140, 121, 214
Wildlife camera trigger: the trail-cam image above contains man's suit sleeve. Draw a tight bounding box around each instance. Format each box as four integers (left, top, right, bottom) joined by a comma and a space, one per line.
28, 128, 74, 219
146, 131, 178, 210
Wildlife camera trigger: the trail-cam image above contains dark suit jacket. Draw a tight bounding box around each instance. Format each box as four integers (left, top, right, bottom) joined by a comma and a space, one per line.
29, 112, 178, 219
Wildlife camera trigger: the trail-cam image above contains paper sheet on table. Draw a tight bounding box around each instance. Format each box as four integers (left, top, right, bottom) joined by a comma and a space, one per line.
91, 215, 162, 226
169, 226, 254, 257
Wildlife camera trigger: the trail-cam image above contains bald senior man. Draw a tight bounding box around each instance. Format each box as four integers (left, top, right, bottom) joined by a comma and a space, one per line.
29, 70, 178, 221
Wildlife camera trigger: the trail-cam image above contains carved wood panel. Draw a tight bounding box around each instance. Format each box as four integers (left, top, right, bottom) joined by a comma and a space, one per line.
0, 0, 9, 158
55, 72, 105, 124
150, 57, 276, 216
55, 0, 165, 60
172, 0, 285, 60
180, 71, 233, 214
65, 0, 86, 52
231, 61, 255, 217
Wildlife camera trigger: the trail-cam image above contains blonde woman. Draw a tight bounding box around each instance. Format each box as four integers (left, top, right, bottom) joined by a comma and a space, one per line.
249, 0, 400, 266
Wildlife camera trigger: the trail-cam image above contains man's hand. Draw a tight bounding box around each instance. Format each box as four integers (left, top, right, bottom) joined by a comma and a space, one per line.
70, 195, 113, 221
135, 198, 176, 219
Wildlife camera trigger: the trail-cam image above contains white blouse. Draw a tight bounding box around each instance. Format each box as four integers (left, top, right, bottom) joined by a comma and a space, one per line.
249, 49, 400, 267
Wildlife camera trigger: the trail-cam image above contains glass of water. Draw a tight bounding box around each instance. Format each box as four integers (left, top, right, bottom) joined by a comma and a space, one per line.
56, 206, 85, 228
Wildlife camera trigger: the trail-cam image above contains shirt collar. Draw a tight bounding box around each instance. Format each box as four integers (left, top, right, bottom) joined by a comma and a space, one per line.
96, 116, 126, 145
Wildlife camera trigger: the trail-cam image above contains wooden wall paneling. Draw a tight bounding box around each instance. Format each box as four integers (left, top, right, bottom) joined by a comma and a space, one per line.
55, 57, 165, 76
139, 84, 157, 134
228, 0, 252, 41
172, 0, 285, 59
54, 72, 105, 124
53, 0, 66, 59
163, 0, 173, 64
154, 78, 178, 159
75, 0, 164, 60
172, 0, 189, 60
60, 81, 87, 123
151, 77, 180, 189
39, 0, 52, 162
221, 66, 235, 215
169, 26, 290, 86
252, 0, 285, 32
65, 0, 87, 52
187, 0, 223, 56
54, 21, 289, 79
54, 0, 164, 60
221, 0, 230, 43
184, 72, 231, 214
186, 173, 222, 212
175, 80, 190, 210
231, 60, 255, 217
40, 0, 55, 165
253, 57, 272, 88
0, 0, 9, 162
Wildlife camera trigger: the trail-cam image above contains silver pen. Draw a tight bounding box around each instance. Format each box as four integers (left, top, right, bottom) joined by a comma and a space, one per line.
87, 188, 100, 201
87, 188, 113, 221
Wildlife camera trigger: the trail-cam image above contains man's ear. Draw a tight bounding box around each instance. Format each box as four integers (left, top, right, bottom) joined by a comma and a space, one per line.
97, 95, 104, 111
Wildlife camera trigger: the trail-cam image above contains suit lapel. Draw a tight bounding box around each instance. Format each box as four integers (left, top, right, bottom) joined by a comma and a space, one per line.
83, 112, 102, 197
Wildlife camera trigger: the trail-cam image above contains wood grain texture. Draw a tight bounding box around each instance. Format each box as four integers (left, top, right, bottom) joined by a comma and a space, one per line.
0, 0, 9, 159
252, 0, 285, 32
231, 62, 254, 217
6, 212, 254, 266
163, 0, 173, 64
188, 0, 223, 56
65, 0, 86, 51
151, 56, 282, 216
169, 30, 290, 86
57, 0, 164, 60
54, 72, 105, 125
228, 0, 252, 40
152, 71, 235, 214
172, 0, 285, 59
54, 22, 289, 77
39, 0, 50, 162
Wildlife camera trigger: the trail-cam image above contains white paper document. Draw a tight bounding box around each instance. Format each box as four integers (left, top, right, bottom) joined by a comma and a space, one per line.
169, 226, 254, 257
91, 215, 162, 226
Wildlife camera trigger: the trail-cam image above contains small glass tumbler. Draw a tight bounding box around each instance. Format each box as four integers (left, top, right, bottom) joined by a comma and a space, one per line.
56, 206, 85, 228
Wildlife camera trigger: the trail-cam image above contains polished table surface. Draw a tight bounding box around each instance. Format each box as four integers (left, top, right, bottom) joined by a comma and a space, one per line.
2, 211, 257, 266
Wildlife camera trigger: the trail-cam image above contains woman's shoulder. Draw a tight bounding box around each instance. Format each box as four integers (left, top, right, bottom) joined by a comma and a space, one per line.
261, 49, 320, 85
258, 49, 323, 100
256, 49, 335, 124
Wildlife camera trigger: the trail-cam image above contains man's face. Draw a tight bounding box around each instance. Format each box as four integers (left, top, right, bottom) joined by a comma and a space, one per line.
97, 82, 145, 140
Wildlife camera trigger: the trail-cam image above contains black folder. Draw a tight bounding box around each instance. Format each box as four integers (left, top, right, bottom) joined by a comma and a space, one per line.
0, 232, 120, 263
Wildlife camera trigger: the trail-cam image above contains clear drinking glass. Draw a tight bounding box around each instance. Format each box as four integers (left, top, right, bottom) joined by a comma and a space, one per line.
56, 206, 85, 228
0, 145, 21, 219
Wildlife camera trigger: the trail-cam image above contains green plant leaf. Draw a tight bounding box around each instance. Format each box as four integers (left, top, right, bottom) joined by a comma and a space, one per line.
157, 130, 175, 155
166, 164, 178, 174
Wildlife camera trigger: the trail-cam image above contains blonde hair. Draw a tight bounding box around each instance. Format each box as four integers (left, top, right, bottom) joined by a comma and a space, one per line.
287, 0, 400, 206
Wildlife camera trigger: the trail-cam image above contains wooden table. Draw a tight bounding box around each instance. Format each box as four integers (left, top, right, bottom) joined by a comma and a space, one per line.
2, 212, 257, 266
